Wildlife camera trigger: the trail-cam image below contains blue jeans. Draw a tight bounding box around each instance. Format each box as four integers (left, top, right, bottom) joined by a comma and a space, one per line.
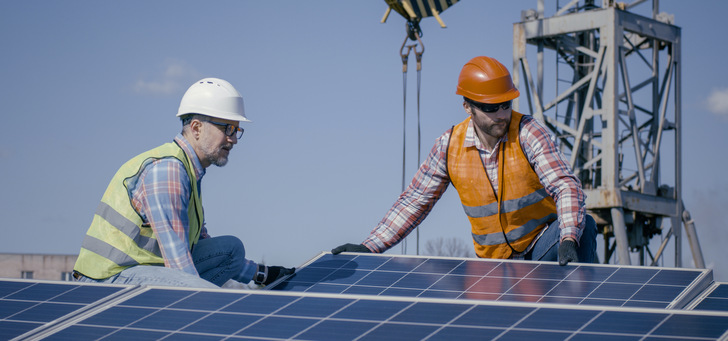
76, 235, 251, 288
527, 214, 598, 263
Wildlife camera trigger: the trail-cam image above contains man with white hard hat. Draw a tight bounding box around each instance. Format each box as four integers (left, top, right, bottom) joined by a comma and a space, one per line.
73, 78, 293, 288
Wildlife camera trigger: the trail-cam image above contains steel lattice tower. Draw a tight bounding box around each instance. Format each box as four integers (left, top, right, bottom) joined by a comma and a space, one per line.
512, 0, 704, 267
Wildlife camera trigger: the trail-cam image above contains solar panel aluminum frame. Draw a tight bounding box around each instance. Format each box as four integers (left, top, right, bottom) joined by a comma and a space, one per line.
271, 252, 714, 310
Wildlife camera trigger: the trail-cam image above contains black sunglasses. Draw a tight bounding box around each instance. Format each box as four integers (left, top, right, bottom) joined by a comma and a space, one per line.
206, 120, 244, 139
468, 100, 512, 113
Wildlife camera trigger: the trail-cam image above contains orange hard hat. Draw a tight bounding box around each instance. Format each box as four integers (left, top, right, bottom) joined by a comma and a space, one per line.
455, 56, 520, 104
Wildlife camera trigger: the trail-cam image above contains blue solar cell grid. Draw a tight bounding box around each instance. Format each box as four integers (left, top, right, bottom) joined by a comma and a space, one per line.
40, 286, 728, 340
0, 279, 128, 340
270, 253, 712, 309
689, 282, 728, 312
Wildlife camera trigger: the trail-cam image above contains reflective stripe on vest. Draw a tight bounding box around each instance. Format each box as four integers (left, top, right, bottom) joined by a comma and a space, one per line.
97, 201, 161, 254
74, 142, 203, 279
447, 112, 557, 259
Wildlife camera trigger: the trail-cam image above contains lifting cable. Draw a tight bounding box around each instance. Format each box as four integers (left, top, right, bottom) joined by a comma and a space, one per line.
383, 0, 457, 255
398, 19, 424, 255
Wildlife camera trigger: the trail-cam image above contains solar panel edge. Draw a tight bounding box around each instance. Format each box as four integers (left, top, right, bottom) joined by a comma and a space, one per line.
684, 282, 725, 311
8, 281, 142, 341
668, 267, 714, 309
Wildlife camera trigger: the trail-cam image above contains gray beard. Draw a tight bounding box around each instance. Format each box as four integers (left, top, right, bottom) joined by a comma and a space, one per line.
208, 154, 228, 167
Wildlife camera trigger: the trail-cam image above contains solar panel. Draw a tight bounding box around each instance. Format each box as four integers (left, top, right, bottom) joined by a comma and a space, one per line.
2, 258, 727, 340
269, 253, 713, 309
28, 286, 728, 340
686, 282, 728, 312
0, 279, 133, 340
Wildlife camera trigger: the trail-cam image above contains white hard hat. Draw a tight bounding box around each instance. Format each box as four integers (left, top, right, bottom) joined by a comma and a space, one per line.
177, 78, 250, 122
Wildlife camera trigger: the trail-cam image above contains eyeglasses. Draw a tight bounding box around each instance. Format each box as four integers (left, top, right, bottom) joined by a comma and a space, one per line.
469, 100, 512, 113
206, 120, 244, 139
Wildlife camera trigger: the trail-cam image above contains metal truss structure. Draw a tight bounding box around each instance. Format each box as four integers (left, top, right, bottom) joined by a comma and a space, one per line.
512, 0, 704, 267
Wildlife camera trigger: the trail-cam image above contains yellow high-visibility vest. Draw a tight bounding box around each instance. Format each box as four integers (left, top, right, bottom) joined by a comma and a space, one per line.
74, 142, 203, 279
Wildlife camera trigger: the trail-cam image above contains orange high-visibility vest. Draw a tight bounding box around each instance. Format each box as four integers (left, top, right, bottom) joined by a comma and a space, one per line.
447, 112, 557, 259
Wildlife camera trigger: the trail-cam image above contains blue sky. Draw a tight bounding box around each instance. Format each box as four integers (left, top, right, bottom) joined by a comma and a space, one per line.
2, 1, 727, 281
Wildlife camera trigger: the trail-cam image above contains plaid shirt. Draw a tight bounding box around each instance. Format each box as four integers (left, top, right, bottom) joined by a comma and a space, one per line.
363, 115, 586, 254
128, 134, 256, 276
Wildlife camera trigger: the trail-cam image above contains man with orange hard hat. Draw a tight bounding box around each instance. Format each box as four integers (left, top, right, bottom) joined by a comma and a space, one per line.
333, 56, 597, 265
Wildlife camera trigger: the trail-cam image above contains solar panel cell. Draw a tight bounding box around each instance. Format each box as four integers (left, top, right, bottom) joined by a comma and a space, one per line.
222, 293, 294, 314
694, 297, 728, 311
12, 302, 80, 322
652, 314, 728, 338
358, 322, 440, 341
236, 316, 317, 338
427, 326, 503, 340
277, 296, 353, 317
82, 306, 156, 327
380, 287, 422, 297
520, 308, 599, 331
0, 321, 41, 340
129, 309, 206, 331
181, 312, 261, 335
608, 267, 658, 284
581, 311, 669, 334
296, 320, 378, 340
648, 268, 702, 286
690, 283, 728, 312
169, 291, 242, 311
413, 258, 464, 274
44, 325, 117, 340
391, 302, 470, 324
120, 288, 192, 308
0, 300, 35, 319
331, 299, 410, 320
452, 304, 534, 327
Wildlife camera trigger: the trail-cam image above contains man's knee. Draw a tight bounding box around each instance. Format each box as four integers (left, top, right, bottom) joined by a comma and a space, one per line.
577, 214, 598, 263
582, 214, 598, 240
200, 235, 246, 258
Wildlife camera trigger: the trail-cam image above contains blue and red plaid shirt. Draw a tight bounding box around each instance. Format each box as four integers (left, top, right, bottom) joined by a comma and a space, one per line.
363, 115, 586, 254
128, 134, 256, 277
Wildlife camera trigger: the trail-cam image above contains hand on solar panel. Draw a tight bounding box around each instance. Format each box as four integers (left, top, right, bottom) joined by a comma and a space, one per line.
253, 265, 296, 286
331, 243, 372, 255
558, 239, 579, 266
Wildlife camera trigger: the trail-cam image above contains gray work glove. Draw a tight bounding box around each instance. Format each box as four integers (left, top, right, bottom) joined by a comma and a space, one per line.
558, 239, 579, 266
331, 243, 371, 255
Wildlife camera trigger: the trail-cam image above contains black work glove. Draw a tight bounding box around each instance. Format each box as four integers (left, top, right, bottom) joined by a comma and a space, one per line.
331, 243, 371, 255
558, 239, 579, 266
255, 265, 295, 286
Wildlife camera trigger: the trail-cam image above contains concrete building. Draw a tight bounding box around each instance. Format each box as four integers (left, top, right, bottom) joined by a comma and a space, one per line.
0, 253, 77, 282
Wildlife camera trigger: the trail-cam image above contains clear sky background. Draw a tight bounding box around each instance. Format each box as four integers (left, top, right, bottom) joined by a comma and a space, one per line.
1, 1, 726, 281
